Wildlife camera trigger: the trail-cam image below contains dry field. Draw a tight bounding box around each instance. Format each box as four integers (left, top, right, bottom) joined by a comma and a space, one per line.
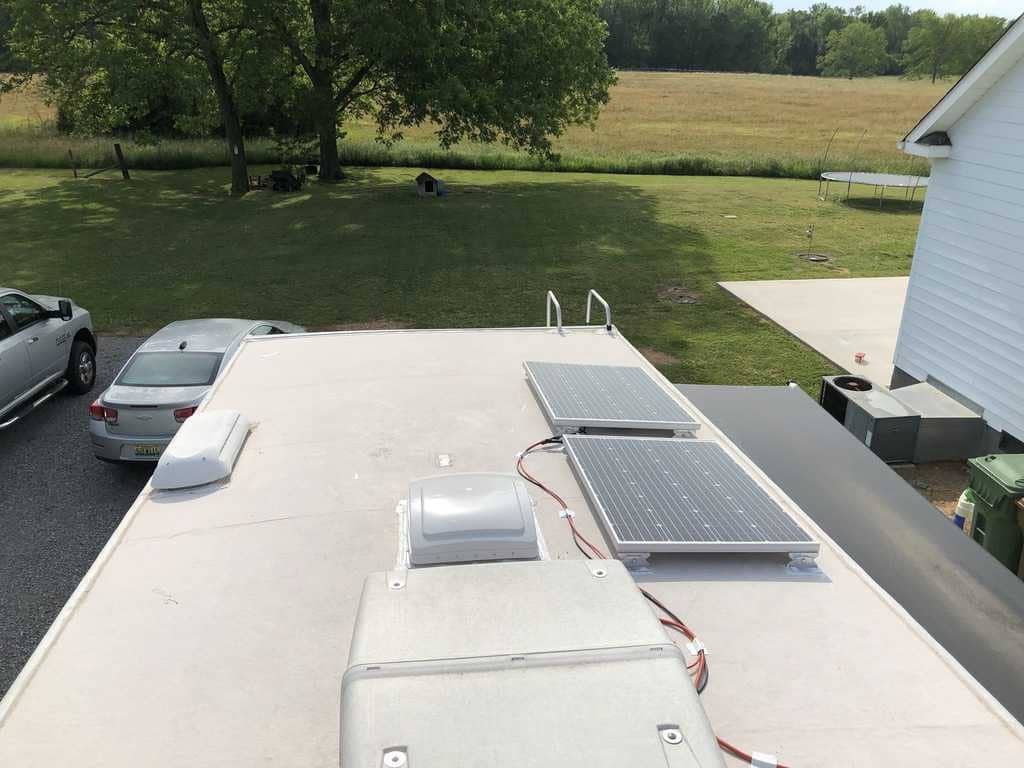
345, 71, 950, 173
1, 71, 950, 175
0, 78, 52, 129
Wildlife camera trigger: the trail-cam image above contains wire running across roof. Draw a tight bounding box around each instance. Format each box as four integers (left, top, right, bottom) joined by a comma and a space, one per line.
524, 361, 700, 432
820, 171, 929, 188
562, 435, 819, 555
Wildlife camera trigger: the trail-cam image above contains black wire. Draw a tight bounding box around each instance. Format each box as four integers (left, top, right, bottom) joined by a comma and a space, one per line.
642, 587, 712, 695
641, 588, 687, 628
696, 661, 709, 694
570, 529, 593, 559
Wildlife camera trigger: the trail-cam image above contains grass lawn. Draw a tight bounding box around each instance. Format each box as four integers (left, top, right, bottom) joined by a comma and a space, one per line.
0, 166, 921, 392
0, 72, 947, 177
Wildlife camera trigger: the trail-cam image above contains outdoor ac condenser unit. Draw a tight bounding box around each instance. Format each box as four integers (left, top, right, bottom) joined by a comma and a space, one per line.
819, 375, 920, 463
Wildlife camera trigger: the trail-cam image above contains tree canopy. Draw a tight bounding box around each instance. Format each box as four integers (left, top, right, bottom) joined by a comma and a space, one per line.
819, 21, 889, 78
250, 0, 615, 180
4, 0, 614, 189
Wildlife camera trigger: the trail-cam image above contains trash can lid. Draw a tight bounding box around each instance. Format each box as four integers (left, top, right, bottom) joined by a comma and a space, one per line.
968, 454, 1024, 493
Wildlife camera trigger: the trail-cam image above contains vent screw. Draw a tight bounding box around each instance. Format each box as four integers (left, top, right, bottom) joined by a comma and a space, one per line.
383, 750, 407, 768
661, 728, 683, 745
592, 567, 607, 578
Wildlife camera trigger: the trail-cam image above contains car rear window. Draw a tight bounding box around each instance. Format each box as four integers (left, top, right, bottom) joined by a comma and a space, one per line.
116, 352, 223, 387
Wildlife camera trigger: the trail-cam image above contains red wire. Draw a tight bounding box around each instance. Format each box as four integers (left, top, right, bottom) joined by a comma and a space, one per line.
717, 737, 792, 768
517, 440, 792, 768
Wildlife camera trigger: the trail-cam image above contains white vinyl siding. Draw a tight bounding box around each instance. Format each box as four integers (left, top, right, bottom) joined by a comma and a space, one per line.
894, 54, 1024, 439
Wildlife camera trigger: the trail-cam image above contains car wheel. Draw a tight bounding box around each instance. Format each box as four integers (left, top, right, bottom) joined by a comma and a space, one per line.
67, 340, 96, 395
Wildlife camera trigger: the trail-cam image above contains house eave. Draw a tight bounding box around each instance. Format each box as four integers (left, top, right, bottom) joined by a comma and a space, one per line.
898, 141, 952, 159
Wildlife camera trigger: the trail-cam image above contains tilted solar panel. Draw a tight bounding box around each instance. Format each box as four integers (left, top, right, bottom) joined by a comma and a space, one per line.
525, 361, 700, 432
562, 435, 818, 556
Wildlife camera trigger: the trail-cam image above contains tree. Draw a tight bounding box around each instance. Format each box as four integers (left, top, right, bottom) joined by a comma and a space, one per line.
818, 20, 887, 78
902, 11, 961, 83
864, 4, 913, 74
767, 5, 850, 76
903, 12, 1006, 83
955, 15, 1007, 72
5, 0, 257, 193
0, 4, 16, 72
252, 0, 615, 181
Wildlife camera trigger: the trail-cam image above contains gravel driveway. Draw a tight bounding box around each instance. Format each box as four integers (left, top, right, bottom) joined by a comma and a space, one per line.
0, 336, 146, 696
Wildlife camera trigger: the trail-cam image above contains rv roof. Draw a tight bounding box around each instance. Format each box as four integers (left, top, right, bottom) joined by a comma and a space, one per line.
1, 325, 1022, 767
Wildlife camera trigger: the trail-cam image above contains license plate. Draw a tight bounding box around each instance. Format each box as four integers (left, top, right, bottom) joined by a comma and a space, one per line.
134, 445, 163, 458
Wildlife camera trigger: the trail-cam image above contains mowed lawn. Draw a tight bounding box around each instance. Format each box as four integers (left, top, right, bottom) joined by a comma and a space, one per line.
1, 72, 948, 176
0, 167, 921, 391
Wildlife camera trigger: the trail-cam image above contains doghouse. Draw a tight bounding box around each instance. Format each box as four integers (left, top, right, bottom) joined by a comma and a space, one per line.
415, 172, 445, 197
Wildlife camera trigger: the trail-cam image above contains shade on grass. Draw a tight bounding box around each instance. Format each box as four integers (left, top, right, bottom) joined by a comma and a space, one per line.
0, 167, 922, 392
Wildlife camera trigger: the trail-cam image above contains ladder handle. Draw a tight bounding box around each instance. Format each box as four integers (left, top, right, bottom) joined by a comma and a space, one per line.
586, 289, 612, 331
546, 291, 563, 333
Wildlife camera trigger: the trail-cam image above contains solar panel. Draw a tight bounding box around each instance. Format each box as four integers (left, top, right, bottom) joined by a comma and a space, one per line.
524, 361, 700, 432
562, 435, 818, 556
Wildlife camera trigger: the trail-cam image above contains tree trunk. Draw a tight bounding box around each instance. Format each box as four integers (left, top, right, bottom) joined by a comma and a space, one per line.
186, 0, 248, 194
312, 75, 342, 181
308, 0, 342, 181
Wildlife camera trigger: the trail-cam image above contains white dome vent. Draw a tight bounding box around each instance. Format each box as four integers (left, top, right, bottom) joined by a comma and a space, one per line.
406, 473, 540, 566
151, 410, 251, 491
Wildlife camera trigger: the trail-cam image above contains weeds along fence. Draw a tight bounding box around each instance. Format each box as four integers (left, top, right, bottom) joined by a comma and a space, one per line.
0, 126, 930, 180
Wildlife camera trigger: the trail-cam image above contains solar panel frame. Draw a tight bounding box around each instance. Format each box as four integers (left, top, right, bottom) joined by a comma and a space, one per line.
524, 361, 700, 432
562, 435, 819, 555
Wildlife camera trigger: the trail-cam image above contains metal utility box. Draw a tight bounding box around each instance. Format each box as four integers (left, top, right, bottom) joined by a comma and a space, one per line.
819, 375, 920, 463
341, 559, 726, 768
889, 382, 983, 463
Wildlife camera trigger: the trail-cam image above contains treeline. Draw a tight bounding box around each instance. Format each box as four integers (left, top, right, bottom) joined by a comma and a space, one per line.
600, 1, 1009, 79
0, 4, 1010, 83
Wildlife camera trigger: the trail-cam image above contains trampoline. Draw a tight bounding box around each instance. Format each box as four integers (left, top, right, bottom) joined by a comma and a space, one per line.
818, 171, 928, 207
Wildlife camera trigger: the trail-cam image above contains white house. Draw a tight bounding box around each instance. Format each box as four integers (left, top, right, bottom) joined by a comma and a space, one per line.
894, 15, 1024, 449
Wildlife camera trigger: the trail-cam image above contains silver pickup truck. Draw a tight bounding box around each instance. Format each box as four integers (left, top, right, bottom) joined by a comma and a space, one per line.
0, 288, 97, 429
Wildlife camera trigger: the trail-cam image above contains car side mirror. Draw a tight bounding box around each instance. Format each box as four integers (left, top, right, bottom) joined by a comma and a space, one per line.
58, 299, 73, 321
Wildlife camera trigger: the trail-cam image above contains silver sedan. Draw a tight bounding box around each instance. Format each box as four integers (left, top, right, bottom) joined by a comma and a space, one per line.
89, 318, 304, 463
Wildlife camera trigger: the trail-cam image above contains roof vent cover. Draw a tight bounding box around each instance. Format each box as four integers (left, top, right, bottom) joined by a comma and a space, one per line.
151, 409, 251, 490
407, 473, 539, 565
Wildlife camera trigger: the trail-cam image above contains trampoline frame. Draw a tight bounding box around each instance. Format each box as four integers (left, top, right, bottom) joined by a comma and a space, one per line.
817, 171, 927, 209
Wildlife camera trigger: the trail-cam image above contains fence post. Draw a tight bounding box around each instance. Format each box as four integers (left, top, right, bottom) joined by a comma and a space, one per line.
113, 143, 130, 180
68, 149, 77, 179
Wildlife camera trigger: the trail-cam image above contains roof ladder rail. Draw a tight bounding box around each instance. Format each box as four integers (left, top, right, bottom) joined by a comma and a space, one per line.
546, 291, 564, 334
585, 289, 612, 332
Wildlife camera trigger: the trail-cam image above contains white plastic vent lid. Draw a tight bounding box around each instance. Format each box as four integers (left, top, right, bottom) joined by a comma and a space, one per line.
408, 473, 539, 565
151, 410, 251, 490
341, 560, 725, 767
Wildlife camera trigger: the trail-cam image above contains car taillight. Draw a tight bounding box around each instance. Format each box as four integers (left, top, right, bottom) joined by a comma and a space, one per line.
174, 406, 197, 423
89, 401, 118, 425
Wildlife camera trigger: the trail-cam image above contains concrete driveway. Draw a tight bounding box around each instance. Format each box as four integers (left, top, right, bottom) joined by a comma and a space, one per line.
0, 336, 147, 696
720, 277, 908, 387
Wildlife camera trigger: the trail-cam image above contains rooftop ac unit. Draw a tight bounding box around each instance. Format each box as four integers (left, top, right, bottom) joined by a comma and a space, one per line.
341, 560, 726, 767
819, 375, 919, 463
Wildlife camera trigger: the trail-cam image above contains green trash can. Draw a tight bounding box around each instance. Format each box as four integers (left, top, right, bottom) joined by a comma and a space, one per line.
968, 454, 1024, 571
1017, 500, 1024, 580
